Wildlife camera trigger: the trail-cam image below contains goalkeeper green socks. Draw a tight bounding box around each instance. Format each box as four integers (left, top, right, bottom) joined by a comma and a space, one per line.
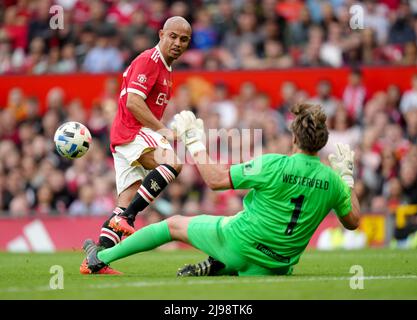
97, 220, 172, 265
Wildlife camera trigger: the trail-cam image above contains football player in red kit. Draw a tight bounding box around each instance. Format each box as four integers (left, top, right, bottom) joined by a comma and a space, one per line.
80, 16, 192, 274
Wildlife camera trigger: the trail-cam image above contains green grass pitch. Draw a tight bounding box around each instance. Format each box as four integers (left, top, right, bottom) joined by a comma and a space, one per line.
0, 248, 416, 300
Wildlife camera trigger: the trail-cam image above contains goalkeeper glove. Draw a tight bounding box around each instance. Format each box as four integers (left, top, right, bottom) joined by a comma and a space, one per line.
328, 143, 355, 188
171, 111, 206, 156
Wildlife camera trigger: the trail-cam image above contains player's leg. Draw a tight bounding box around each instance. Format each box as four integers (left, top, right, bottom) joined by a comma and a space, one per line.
99, 128, 180, 242
81, 215, 189, 273
98, 180, 141, 249
81, 215, 238, 275
109, 147, 182, 235
96, 140, 151, 249
80, 156, 146, 274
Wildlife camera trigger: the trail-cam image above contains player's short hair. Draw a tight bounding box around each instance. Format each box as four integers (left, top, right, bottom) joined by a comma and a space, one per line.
291, 103, 328, 153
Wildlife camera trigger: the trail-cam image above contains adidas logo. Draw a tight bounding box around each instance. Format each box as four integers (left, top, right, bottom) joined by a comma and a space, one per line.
6, 220, 55, 253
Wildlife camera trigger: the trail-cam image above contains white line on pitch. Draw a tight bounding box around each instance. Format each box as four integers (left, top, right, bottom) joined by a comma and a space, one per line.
1, 275, 416, 293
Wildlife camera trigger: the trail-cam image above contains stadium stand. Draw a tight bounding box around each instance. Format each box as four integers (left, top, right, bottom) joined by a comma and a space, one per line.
1, 0, 417, 249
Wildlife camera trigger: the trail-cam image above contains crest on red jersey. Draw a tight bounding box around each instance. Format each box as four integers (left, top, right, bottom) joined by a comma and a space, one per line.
137, 74, 147, 83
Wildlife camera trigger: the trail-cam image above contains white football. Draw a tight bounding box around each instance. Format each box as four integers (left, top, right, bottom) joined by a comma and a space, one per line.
54, 121, 92, 159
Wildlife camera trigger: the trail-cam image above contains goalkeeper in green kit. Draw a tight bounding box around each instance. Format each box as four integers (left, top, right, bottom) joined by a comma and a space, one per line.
80, 103, 360, 276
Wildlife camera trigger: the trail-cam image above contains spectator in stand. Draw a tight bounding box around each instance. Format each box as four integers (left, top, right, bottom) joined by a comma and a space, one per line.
404, 109, 417, 143
82, 27, 123, 73
309, 79, 339, 118
386, 84, 404, 125
285, 6, 312, 49
319, 21, 344, 68
299, 24, 324, 66
107, 0, 137, 27
276, 81, 297, 129
401, 41, 417, 65
0, 30, 13, 74
399, 159, 417, 204
27, 0, 53, 44
9, 193, 30, 217
69, 183, 100, 216
47, 169, 74, 214
343, 68, 367, 124
321, 105, 361, 160
359, 28, 384, 65
376, 147, 400, 195
275, 0, 304, 23
45, 86, 67, 121
0, 0, 415, 73
75, 25, 96, 67
54, 43, 77, 73
24, 36, 47, 74
211, 82, 238, 129
35, 183, 55, 216
233, 81, 258, 117
222, 10, 260, 57
262, 39, 293, 68
388, 1, 416, 45
375, 123, 410, 161
212, 0, 236, 44
385, 177, 404, 214
364, 0, 390, 45
400, 74, 417, 115
123, 10, 157, 58
235, 40, 261, 69
191, 8, 218, 51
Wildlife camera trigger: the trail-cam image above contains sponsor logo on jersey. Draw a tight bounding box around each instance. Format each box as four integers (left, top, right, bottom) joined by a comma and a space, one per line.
256, 243, 290, 263
156, 93, 168, 106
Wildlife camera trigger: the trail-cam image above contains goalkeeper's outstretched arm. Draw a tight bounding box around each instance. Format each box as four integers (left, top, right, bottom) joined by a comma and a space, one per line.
328, 143, 361, 230
191, 151, 232, 191
171, 110, 231, 190
339, 191, 360, 230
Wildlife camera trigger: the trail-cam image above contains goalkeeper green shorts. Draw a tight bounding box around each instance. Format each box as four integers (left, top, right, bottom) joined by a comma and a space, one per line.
187, 215, 292, 276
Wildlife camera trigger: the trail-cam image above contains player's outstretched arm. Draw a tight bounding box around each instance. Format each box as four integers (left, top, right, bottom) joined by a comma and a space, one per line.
172, 111, 231, 190
329, 143, 360, 230
127, 93, 170, 134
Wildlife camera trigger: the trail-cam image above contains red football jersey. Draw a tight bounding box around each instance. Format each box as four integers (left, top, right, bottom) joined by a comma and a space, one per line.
110, 46, 172, 152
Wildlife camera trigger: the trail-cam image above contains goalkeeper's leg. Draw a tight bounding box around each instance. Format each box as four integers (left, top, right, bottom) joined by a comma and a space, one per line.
82, 215, 190, 273
177, 256, 236, 276
82, 215, 237, 275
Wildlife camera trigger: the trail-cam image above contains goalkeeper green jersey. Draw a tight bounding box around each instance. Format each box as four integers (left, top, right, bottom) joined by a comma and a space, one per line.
225, 153, 352, 269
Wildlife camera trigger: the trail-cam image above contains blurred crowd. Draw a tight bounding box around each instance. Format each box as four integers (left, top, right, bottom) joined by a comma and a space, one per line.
1, 69, 417, 242
1, 0, 417, 74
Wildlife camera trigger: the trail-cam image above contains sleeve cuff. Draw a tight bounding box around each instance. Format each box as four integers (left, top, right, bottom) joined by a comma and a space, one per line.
127, 88, 147, 100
